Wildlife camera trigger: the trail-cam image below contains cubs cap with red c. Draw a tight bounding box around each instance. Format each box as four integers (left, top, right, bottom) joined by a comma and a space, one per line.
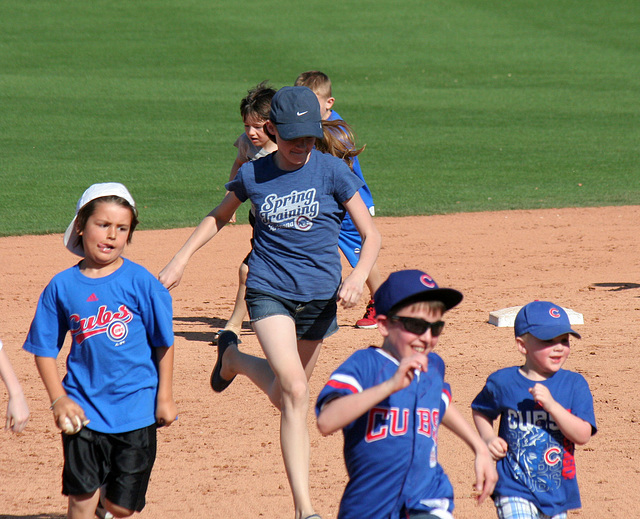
63, 182, 137, 257
373, 269, 463, 317
269, 86, 323, 140
514, 301, 581, 340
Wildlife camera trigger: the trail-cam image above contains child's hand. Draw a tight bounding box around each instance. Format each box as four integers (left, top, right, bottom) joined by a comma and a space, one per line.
529, 383, 556, 411
52, 395, 88, 434
474, 448, 498, 505
388, 353, 428, 393
486, 436, 508, 460
337, 272, 366, 309
5, 392, 29, 433
156, 398, 178, 427
159, 259, 186, 291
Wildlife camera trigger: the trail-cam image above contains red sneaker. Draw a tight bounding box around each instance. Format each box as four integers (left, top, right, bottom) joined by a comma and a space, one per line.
355, 300, 377, 329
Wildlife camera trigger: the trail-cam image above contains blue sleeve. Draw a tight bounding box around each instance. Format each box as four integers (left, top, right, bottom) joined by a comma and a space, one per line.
22, 281, 68, 358
471, 375, 501, 421
226, 163, 250, 202
332, 159, 364, 204
316, 350, 367, 416
141, 278, 174, 348
570, 373, 597, 435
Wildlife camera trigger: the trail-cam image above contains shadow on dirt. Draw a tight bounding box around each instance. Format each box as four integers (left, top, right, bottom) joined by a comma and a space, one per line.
591, 282, 640, 291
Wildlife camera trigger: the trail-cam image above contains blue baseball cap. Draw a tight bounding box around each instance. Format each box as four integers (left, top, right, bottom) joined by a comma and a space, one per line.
514, 301, 581, 340
373, 270, 463, 317
269, 86, 323, 140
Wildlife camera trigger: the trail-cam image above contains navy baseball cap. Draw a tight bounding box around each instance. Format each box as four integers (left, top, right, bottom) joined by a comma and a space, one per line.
514, 301, 581, 340
269, 86, 323, 140
373, 270, 463, 317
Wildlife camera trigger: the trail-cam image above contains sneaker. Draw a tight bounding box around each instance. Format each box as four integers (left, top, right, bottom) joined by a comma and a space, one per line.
355, 300, 377, 329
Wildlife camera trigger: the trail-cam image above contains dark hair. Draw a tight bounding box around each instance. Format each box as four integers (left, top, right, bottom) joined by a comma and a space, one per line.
74, 196, 139, 251
316, 120, 365, 170
294, 70, 332, 98
240, 81, 277, 121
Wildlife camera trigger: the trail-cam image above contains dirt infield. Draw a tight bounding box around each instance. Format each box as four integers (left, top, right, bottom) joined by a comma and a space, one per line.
1, 206, 639, 518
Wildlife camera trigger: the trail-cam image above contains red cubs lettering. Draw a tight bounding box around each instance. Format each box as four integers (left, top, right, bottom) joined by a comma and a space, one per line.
562, 435, 576, 479
70, 305, 132, 345
389, 408, 409, 436
366, 406, 439, 442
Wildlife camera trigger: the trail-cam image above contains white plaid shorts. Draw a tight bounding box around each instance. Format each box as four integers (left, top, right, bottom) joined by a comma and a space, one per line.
495, 496, 567, 519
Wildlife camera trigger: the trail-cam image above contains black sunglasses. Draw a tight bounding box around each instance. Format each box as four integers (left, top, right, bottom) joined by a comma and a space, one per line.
388, 316, 445, 337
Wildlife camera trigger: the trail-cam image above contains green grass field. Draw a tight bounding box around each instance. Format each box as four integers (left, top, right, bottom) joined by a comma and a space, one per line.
1, 0, 638, 236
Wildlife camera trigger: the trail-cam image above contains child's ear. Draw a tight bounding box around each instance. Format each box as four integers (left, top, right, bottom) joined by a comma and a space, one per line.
325, 96, 335, 111
377, 315, 390, 337
265, 120, 276, 134
515, 336, 527, 355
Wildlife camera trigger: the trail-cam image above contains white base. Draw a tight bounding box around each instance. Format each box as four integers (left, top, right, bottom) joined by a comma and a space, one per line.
488, 306, 584, 328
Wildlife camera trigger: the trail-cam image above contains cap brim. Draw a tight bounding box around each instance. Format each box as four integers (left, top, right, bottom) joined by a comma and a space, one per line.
389, 288, 463, 314
528, 325, 581, 340
276, 122, 323, 140
63, 217, 84, 257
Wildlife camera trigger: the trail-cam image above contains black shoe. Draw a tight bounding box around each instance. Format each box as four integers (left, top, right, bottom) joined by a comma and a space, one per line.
210, 331, 238, 392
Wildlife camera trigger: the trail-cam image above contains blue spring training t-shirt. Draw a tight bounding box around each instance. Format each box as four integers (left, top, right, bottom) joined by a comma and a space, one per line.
227, 148, 363, 301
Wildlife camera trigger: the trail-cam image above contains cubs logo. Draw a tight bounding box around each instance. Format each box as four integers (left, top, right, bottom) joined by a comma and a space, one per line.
295, 215, 312, 231
420, 274, 436, 288
107, 320, 129, 342
549, 307, 561, 319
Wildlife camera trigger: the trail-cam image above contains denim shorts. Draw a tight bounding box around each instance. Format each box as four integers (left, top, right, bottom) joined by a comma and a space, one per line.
245, 288, 338, 341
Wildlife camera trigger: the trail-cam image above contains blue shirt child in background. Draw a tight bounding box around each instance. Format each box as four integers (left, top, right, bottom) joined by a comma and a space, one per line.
295, 71, 383, 329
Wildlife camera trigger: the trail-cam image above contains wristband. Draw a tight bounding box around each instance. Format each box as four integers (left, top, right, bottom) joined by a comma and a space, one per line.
50, 395, 65, 410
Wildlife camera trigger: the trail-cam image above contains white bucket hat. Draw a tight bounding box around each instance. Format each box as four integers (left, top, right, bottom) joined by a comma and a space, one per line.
63, 182, 137, 257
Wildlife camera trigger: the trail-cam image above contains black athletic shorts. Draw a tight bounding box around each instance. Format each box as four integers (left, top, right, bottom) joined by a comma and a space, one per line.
62, 424, 157, 512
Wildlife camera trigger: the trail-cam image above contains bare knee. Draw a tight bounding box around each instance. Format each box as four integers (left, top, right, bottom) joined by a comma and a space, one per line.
280, 378, 309, 411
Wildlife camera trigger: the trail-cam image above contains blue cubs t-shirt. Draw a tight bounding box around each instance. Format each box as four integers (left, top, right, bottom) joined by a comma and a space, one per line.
472, 366, 597, 516
227, 148, 363, 300
23, 259, 174, 434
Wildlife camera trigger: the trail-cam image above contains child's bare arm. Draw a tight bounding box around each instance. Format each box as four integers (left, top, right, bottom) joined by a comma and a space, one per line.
159, 192, 242, 290
34, 355, 88, 432
442, 404, 498, 505
529, 383, 593, 445
339, 192, 381, 308
317, 354, 427, 436
472, 409, 508, 460
155, 346, 177, 427
0, 347, 29, 432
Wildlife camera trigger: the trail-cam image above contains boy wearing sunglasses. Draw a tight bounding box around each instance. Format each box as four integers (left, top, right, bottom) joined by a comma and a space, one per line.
316, 269, 497, 519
